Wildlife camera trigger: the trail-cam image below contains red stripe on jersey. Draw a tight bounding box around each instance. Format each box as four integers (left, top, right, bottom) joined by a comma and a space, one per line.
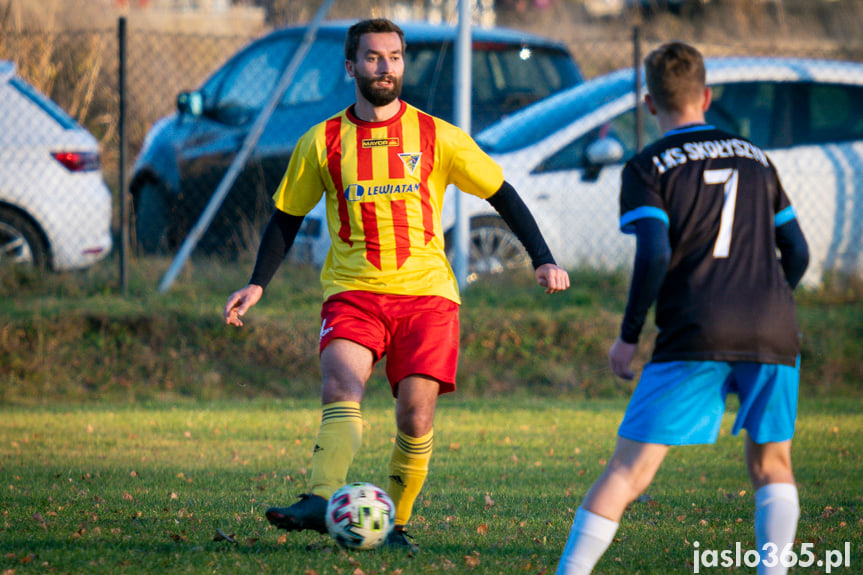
388, 122, 405, 180
356, 125, 373, 181
326, 117, 352, 246
361, 202, 382, 270
417, 111, 436, 245
391, 199, 411, 269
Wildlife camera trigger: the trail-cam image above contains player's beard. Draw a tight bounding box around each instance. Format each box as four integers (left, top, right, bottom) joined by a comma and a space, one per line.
355, 70, 402, 107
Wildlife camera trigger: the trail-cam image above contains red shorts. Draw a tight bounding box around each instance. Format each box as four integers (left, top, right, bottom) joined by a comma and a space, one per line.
319, 291, 460, 396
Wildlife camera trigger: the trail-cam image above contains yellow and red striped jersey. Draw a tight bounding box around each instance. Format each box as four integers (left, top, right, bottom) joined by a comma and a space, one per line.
273, 101, 504, 303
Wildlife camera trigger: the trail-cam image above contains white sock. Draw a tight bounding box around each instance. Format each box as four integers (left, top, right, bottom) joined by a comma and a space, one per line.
754, 483, 800, 575
556, 507, 619, 575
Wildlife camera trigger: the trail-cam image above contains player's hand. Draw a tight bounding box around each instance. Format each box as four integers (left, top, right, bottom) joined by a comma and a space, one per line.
223, 284, 264, 327
609, 337, 637, 380
535, 263, 570, 294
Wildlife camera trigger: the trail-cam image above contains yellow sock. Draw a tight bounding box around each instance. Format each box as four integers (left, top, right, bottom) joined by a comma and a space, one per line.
388, 429, 433, 526
308, 401, 363, 500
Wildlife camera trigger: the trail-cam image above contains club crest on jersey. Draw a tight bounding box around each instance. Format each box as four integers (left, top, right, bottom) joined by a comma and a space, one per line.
398, 152, 422, 175
362, 137, 400, 148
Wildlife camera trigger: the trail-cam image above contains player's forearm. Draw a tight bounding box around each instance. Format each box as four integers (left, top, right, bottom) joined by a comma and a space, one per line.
248, 210, 304, 290
620, 218, 670, 343
775, 219, 809, 290
486, 180, 556, 269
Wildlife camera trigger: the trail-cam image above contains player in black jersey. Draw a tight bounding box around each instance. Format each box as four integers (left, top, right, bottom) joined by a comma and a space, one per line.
556, 42, 809, 575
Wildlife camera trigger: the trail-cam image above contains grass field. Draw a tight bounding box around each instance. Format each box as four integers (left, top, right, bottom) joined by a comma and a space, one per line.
2, 395, 860, 575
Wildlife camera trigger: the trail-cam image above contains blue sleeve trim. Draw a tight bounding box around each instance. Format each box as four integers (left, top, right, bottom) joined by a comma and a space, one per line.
775, 206, 797, 227
620, 206, 669, 234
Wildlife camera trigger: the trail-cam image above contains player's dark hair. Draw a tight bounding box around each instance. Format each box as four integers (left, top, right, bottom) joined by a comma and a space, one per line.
345, 18, 406, 62
644, 41, 706, 114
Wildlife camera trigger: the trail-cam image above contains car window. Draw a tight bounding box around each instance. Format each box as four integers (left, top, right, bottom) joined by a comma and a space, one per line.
805, 83, 863, 145
707, 82, 776, 148
401, 42, 579, 132
477, 45, 574, 101
533, 106, 662, 173
473, 45, 578, 131
280, 38, 345, 106
210, 37, 294, 124
402, 42, 448, 114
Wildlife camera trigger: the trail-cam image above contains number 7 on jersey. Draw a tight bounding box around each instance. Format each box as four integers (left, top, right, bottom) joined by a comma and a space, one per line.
704, 168, 739, 258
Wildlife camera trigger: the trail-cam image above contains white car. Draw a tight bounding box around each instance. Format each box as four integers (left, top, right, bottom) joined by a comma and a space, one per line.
0, 61, 112, 271
292, 57, 863, 287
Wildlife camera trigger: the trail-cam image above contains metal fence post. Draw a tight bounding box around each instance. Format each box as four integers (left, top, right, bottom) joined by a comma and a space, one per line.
634, 25, 643, 152
118, 16, 130, 294
452, 0, 473, 289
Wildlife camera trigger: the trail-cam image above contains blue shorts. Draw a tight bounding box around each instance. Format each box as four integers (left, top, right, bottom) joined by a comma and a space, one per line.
618, 360, 799, 446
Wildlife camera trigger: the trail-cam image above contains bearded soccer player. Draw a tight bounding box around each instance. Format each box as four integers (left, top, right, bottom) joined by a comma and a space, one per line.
556, 42, 809, 575
223, 18, 570, 551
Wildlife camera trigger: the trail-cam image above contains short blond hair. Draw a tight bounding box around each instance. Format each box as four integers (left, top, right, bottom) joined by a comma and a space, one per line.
644, 41, 706, 114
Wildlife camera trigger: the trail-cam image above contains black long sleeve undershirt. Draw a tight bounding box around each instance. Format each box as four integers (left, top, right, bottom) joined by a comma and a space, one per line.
248, 210, 304, 290
486, 180, 556, 269
775, 218, 809, 290
620, 217, 671, 344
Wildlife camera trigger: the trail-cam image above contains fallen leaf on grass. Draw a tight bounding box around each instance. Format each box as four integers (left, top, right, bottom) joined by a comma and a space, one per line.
213, 528, 236, 543
19, 554, 35, 565
31, 513, 47, 530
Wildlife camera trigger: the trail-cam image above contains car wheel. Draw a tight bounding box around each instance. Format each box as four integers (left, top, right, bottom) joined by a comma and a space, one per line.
0, 207, 49, 270
134, 182, 170, 254
447, 216, 531, 282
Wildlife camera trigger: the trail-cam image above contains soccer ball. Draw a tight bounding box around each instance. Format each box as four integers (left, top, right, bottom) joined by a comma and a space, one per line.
325, 482, 395, 550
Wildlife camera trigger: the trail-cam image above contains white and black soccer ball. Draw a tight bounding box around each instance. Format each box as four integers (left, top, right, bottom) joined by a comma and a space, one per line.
325, 482, 395, 550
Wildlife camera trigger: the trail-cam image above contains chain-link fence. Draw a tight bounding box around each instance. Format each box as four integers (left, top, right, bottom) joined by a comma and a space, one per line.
2, 0, 862, 290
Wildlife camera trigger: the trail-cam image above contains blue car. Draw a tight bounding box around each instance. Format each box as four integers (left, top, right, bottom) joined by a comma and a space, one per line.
130, 21, 582, 256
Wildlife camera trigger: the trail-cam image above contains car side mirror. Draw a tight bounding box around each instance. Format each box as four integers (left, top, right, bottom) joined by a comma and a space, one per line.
177, 91, 204, 117
583, 136, 625, 182
586, 136, 624, 165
